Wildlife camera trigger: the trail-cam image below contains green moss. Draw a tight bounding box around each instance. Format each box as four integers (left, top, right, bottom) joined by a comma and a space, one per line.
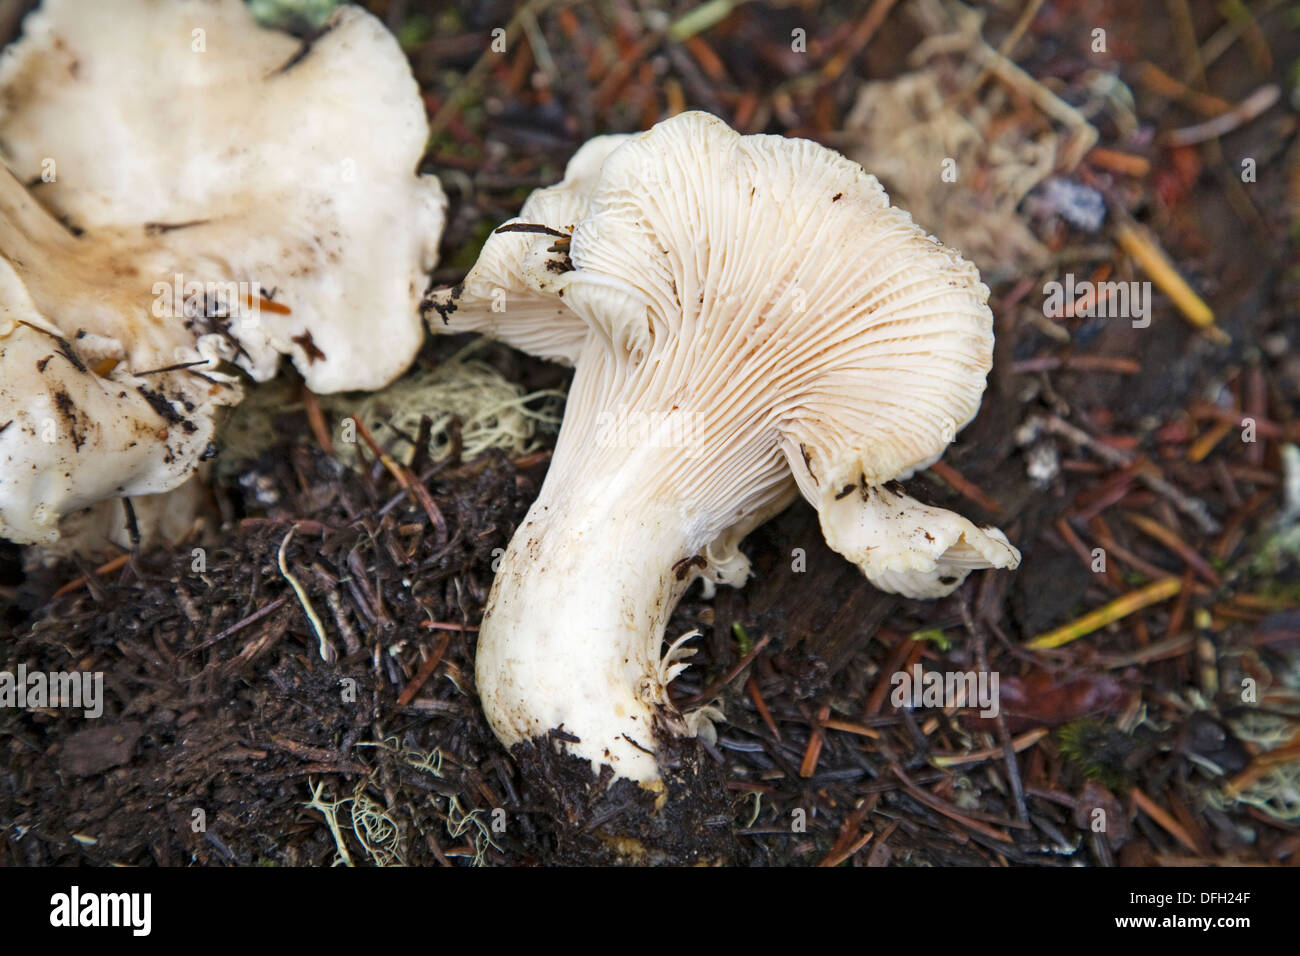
396, 14, 435, 51
732, 622, 753, 656
910, 628, 951, 652
247, 0, 338, 31
1057, 719, 1136, 791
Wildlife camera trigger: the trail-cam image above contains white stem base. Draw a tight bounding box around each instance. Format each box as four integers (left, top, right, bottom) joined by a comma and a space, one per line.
475, 494, 691, 784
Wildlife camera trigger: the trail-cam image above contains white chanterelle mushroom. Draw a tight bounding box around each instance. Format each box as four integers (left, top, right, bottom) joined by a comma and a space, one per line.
427, 111, 1020, 787
0, 0, 445, 546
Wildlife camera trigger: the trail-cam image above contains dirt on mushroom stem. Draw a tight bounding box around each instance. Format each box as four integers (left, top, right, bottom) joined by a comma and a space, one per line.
510, 724, 742, 865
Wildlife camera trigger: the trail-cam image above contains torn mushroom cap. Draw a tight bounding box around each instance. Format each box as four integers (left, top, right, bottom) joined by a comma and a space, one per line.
434, 111, 1020, 600
0, 0, 445, 546
0, 169, 234, 545
819, 482, 1018, 599
0, 0, 445, 393
27, 473, 214, 566
425, 133, 629, 366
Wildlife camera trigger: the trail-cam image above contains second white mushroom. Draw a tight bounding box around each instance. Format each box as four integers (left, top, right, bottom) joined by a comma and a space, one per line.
0, 0, 445, 548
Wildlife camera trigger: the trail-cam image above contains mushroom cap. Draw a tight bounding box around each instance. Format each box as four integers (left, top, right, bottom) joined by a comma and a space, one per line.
819, 481, 1019, 599
426, 133, 627, 366
0, 169, 235, 545
430, 111, 1019, 596
0, 0, 445, 393
0, 0, 445, 545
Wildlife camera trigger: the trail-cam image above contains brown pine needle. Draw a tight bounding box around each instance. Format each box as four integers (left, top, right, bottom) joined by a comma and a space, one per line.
300, 386, 335, 456
1136, 61, 1233, 115
927, 460, 1004, 515
818, 793, 879, 868
1087, 147, 1151, 177
932, 728, 1049, 768
892, 765, 1015, 843
1102, 632, 1198, 670
680, 633, 771, 708
1122, 512, 1222, 586
1225, 739, 1300, 796
818, 829, 874, 868
683, 35, 726, 82
820, 0, 899, 83
747, 675, 781, 742
241, 289, 291, 316
397, 632, 453, 709
352, 416, 448, 546
182, 594, 290, 658
353, 416, 409, 489
1130, 786, 1199, 854
821, 718, 882, 740
799, 704, 831, 778
1026, 577, 1182, 649
53, 553, 130, 598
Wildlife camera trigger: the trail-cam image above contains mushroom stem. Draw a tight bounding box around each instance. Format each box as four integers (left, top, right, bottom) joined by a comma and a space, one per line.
476, 352, 789, 786
477, 474, 691, 785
